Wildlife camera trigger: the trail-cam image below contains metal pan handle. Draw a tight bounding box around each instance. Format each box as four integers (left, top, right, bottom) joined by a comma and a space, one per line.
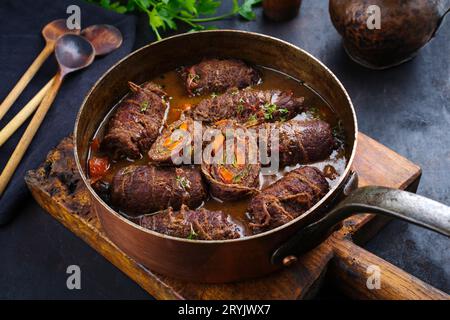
271, 186, 450, 265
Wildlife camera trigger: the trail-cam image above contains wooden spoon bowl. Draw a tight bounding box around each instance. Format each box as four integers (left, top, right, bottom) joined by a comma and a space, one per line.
42, 19, 80, 44
81, 24, 123, 56
55, 34, 95, 74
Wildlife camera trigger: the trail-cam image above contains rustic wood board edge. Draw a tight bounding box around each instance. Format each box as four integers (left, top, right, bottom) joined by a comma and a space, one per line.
24, 133, 448, 299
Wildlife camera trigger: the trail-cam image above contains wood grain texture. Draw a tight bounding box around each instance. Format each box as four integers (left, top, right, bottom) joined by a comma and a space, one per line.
0, 78, 54, 147
0, 74, 63, 195
25, 132, 448, 300
0, 44, 53, 120
329, 237, 449, 300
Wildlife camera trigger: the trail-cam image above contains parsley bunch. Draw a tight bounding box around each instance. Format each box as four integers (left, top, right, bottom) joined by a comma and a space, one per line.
87, 0, 262, 40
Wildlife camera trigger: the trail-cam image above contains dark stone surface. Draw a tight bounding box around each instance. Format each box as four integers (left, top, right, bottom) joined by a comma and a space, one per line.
0, 1, 448, 298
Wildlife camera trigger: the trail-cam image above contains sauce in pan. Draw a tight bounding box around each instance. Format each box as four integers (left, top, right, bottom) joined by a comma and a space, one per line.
88, 66, 347, 236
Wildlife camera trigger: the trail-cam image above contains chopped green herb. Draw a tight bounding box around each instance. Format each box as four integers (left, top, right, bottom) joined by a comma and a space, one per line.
187, 223, 198, 240
176, 175, 191, 191
188, 73, 200, 83
231, 153, 238, 168
332, 120, 345, 142
279, 108, 289, 114
121, 166, 135, 175
262, 102, 278, 120
140, 101, 149, 112
309, 106, 320, 118
232, 171, 245, 183
236, 104, 244, 114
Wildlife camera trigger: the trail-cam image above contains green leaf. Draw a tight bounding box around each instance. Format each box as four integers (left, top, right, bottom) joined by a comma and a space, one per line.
232, 0, 240, 13
136, 0, 152, 8
100, 0, 111, 8
183, 0, 197, 15
149, 7, 165, 28
126, 0, 136, 11
157, 6, 178, 29
196, 0, 220, 15
110, 1, 128, 13
239, 0, 262, 20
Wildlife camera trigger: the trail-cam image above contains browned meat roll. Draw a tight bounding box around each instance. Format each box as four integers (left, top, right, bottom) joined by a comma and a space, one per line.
257, 119, 335, 167
111, 165, 206, 216
201, 120, 260, 201
138, 205, 242, 240
182, 59, 260, 96
102, 82, 168, 159
148, 118, 201, 165
185, 88, 304, 125
247, 166, 329, 234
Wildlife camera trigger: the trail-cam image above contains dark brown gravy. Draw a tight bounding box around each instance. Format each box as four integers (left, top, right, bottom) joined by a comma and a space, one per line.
88, 66, 347, 236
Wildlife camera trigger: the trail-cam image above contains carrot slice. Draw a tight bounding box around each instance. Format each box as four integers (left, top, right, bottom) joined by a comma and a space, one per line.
163, 122, 189, 151
163, 137, 181, 151
179, 121, 188, 131
218, 166, 234, 184
214, 119, 229, 126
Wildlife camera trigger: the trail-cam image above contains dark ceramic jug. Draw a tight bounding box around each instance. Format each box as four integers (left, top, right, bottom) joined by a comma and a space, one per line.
329, 0, 449, 69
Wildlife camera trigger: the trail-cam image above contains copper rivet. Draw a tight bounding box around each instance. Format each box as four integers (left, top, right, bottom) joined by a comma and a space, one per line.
282, 255, 298, 266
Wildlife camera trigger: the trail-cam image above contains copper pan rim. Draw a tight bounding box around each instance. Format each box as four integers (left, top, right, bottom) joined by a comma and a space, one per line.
74, 29, 358, 244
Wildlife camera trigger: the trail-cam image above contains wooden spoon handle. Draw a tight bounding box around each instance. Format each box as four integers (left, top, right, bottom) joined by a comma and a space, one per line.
0, 74, 62, 196
0, 78, 54, 147
0, 43, 54, 121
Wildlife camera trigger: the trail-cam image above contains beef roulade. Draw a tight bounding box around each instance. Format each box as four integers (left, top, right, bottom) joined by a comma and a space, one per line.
186, 88, 304, 125
182, 58, 260, 96
201, 120, 260, 201
111, 165, 206, 216
247, 166, 329, 234
102, 82, 168, 159
257, 119, 335, 168
138, 205, 242, 240
148, 117, 202, 165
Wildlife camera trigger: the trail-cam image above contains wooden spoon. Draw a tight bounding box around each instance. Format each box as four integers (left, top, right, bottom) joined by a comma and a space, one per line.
0, 24, 123, 147
0, 34, 95, 196
81, 24, 123, 55
0, 19, 79, 121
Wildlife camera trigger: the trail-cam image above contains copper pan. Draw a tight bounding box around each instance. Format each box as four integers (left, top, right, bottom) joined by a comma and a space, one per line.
74, 30, 450, 283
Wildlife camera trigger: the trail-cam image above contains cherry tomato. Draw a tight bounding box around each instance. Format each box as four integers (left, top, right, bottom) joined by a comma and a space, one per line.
89, 156, 109, 181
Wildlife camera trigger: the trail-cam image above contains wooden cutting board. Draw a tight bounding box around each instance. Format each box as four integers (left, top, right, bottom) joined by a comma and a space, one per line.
25, 133, 449, 300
